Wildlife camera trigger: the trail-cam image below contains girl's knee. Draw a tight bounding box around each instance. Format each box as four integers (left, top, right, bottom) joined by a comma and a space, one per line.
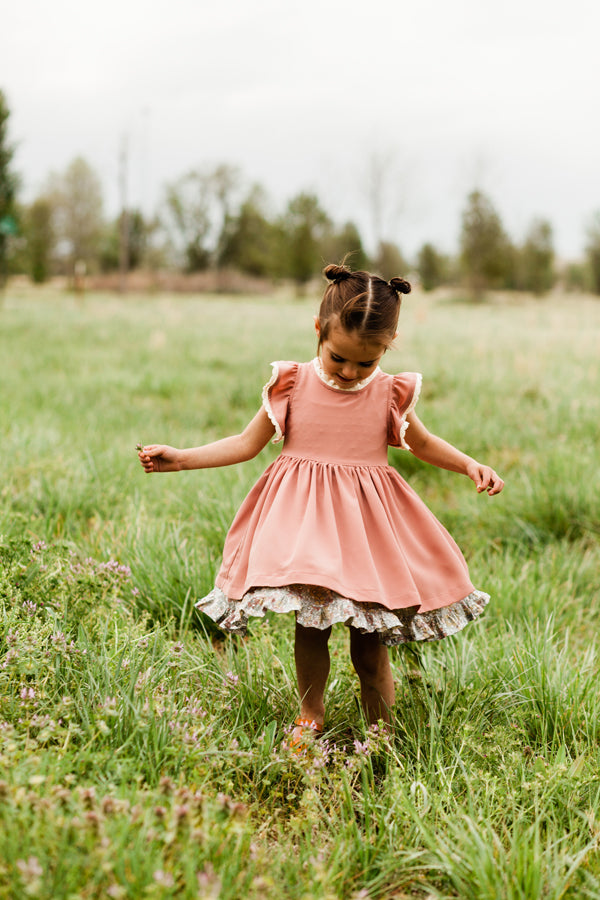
349, 631, 389, 680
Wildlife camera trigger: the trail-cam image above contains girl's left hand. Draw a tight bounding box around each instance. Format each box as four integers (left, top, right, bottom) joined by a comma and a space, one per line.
466, 462, 504, 496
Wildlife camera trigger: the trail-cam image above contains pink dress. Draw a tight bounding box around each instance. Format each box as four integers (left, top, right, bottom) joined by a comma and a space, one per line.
195, 359, 489, 644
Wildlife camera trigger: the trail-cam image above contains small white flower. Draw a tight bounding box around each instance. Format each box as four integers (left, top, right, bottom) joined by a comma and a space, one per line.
153, 870, 174, 888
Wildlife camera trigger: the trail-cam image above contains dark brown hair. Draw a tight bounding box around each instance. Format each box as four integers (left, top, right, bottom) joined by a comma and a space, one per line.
317, 263, 411, 348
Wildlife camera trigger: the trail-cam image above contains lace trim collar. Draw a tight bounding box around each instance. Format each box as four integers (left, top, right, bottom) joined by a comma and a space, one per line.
312, 357, 381, 392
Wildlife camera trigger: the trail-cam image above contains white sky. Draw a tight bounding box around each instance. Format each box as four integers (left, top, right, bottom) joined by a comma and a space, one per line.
3, 0, 600, 259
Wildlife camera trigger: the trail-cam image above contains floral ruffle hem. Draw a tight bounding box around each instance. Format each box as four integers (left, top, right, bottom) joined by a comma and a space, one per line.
195, 584, 489, 645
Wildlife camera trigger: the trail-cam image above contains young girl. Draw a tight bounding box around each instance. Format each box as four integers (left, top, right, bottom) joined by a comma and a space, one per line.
138, 264, 504, 748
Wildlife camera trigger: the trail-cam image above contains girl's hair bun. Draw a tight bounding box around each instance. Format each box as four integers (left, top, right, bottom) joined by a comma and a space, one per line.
389, 276, 411, 295
324, 263, 352, 284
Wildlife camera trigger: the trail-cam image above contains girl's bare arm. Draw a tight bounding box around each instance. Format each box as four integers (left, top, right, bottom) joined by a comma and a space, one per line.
404, 411, 504, 495
138, 407, 276, 473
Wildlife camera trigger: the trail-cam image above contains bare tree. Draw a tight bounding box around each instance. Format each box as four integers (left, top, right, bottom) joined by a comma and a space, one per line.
162, 164, 241, 272
44, 157, 105, 276
363, 150, 408, 262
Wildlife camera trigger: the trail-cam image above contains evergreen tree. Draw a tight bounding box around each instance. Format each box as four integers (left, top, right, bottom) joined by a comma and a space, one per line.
100, 210, 150, 272
218, 186, 277, 277
0, 90, 20, 286
417, 242, 447, 291
460, 190, 513, 298
585, 211, 600, 295
373, 241, 409, 282
518, 219, 555, 295
25, 198, 54, 283
323, 221, 370, 271
281, 192, 331, 290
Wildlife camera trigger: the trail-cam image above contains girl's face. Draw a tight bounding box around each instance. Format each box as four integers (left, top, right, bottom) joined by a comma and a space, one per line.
316, 320, 387, 389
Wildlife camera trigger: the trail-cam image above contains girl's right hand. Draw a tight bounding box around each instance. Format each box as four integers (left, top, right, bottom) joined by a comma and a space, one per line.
137, 444, 181, 473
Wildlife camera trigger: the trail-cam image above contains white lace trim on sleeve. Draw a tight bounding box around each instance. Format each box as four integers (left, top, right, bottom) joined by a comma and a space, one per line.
399, 373, 423, 451
261, 362, 284, 444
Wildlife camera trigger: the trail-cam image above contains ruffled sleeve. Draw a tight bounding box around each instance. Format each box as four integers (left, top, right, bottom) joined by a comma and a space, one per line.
387, 372, 422, 451
261, 361, 298, 444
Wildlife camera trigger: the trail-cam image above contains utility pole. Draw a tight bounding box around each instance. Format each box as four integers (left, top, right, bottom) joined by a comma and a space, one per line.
118, 135, 129, 293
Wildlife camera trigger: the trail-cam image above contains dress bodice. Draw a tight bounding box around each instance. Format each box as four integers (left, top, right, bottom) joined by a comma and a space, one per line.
263, 360, 420, 467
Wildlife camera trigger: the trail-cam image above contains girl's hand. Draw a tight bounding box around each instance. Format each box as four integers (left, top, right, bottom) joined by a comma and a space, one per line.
466, 461, 504, 496
137, 444, 181, 473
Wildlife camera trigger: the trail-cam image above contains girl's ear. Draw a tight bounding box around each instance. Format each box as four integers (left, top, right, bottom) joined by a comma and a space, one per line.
314, 316, 321, 336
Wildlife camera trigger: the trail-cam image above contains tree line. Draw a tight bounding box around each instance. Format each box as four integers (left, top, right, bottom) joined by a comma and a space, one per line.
2, 90, 600, 296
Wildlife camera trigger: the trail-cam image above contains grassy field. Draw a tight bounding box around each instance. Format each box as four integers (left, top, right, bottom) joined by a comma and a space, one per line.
1, 282, 600, 899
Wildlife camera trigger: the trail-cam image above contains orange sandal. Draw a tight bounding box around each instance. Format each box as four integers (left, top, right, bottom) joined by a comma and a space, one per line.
288, 716, 324, 753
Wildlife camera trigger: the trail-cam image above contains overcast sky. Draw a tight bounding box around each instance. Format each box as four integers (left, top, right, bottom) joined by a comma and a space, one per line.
3, 0, 599, 259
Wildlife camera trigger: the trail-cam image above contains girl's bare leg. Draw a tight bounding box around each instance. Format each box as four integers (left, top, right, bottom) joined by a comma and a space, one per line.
349, 629, 395, 724
294, 622, 332, 725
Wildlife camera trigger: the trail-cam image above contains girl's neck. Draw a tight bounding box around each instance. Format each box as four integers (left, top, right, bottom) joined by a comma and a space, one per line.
312, 357, 381, 392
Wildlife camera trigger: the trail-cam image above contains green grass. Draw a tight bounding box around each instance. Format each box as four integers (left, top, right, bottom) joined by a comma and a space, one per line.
0, 282, 600, 898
